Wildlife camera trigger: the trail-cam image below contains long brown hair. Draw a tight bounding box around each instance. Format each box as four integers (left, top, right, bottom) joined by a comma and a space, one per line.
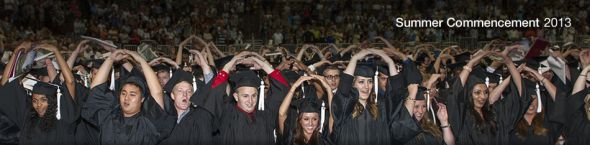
352, 93, 379, 119
416, 110, 443, 140
515, 111, 548, 140
293, 114, 321, 145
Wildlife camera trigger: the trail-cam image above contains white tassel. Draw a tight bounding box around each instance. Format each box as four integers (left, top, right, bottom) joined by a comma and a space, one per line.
169, 68, 173, 78
427, 89, 436, 124
320, 101, 326, 133
82, 75, 89, 88
485, 77, 490, 87
374, 70, 379, 103
499, 75, 503, 85
189, 54, 194, 65
302, 73, 308, 98
258, 80, 265, 111
193, 76, 197, 92
536, 84, 543, 113
56, 87, 62, 120
109, 68, 115, 90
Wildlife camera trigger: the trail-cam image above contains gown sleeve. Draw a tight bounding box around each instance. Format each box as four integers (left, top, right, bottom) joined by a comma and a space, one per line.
445, 77, 466, 136
331, 73, 355, 129
81, 83, 118, 127
0, 80, 29, 129
56, 80, 80, 124
493, 80, 531, 131
389, 99, 421, 144
199, 71, 228, 130
142, 93, 177, 141
263, 70, 290, 126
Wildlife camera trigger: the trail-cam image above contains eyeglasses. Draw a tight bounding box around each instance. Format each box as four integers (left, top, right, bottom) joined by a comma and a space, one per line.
325, 75, 340, 80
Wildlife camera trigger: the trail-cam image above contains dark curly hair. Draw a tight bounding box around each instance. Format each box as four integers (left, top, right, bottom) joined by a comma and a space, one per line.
26, 94, 57, 139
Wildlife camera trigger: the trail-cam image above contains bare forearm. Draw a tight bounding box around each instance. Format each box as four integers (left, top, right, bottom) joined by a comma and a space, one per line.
54, 52, 76, 98
91, 59, 114, 88
490, 77, 511, 104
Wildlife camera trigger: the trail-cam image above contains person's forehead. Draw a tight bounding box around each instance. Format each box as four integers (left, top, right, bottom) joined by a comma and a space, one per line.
324, 69, 339, 75
122, 84, 140, 91
237, 87, 257, 94
173, 82, 192, 90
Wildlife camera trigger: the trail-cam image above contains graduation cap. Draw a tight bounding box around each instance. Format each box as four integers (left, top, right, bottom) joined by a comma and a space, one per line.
119, 76, 148, 98
231, 70, 266, 110
164, 70, 197, 95
214, 55, 234, 69
88, 59, 105, 69
291, 96, 326, 132
27, 78, 64, 120
447, 52, 471, 70
532, 56, 551, 74
282, 70, 302, 85
354, 64, 380, 103
472, 67, 501, 84
30, 68, 48, 77
523, 78, 543, 113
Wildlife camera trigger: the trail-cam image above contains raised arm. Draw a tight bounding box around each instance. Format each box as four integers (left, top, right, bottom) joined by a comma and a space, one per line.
371, 49, 399, 76
176, 35, 195, 64
404, 84, 418, 117
499, 45, 523, 96
37, 44, 76, 98
190, 50, 213, 82
296, 45, 311, 61
572, 66, 590, 95
125, 50, 165, 109
278, 76, 313, 134
436, 103, 455, 145
67, 40, 90, 68
459, 51, 490, 86
524, 66, 558, 100
90, 50, 127, 88
489, 76, 511, 104
311, 75, 335, 133
343, 49, 372, 75
1, 42, 32, 85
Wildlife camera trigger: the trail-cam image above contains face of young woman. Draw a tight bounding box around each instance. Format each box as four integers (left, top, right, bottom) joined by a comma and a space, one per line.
119, 84, 144, 117
171, 82, 193, 112
354, 76, 373, 100
471, 84, 489, 109
32, 94, 49, 117
413, 100, 427, 121
300, 112, 320, 135
157, 71, 171, 87
323, 69, 340, 90
526, 96, 539, 115
233, 86, 258, 113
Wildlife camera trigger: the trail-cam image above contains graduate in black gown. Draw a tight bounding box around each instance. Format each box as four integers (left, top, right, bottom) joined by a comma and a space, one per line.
507, 63, 562, 145
0, 42, 78, 145
277, 75, 334, 145
81, 49, 176, 145
404, 87, 455, 145
552, 65, 590, 144
330, 49, 420, 145
159, 50, 216, 145
445, 48, 530, 145
203, 51, 289, 145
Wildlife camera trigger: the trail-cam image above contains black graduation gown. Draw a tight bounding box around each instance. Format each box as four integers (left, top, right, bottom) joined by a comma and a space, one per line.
404, 133, 446, 145
330, 72, 420, 145
551, 88, 590, 145
445, 77, 531, 145
72, 81, 101, 145
0, 111, 19, 145
0, 80, 78, 145
159, 82, 215, 145
508, 91, 562, 145
81, 83, 176, 145
202, 73, 289, 145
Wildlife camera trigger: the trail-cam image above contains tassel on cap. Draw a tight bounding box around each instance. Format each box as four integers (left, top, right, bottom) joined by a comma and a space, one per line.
258, 80, 265, 111
56, 86, 62, 120
320, 101, 326, 133
499, 75, 503, 85
193, 76, 197, 92
485, 77, 490, 87
374, 70, 379, 103
109, 68, 115, 90
426, 89, 436, 124
536, 83, 543, 113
